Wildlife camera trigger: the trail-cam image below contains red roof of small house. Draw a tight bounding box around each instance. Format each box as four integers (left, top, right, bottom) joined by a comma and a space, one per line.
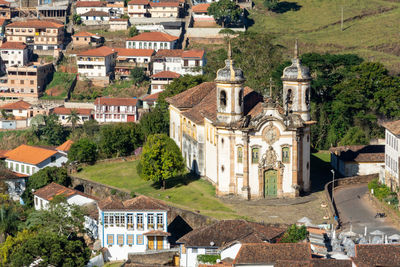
142, 92, 161, 101
76, 1, 105, 7
6, 19, 63, 29
78, 46, 116, 57
0, 19, 7, 26
0, 0, 10, 6
56, 140, 74, 152
154, 49, 183, 58
52, 107, 92, 116
127, 32, 178, 42
73, 31, 97, 37
192, 3, 210, 13
382, 120, 400, 135
150, 1, 179, 7
182, 49, 205, 59
0, 150, 10, 159
114, 48, 154, 57
94, 97, 139, 106
98, 195, 169, 211
4, 144, 58, 165
151, 70, 180, 79
0, 42, 27, 50
81, 10, 109, 17
0, 100, 31, 110
34, 182, 98, 201
128, 0, 148, 5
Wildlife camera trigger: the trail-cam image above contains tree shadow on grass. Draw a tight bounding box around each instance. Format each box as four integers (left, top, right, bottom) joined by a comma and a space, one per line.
310, 153, 334, 193
151, 172, 201, 190
272, 1, 302, 14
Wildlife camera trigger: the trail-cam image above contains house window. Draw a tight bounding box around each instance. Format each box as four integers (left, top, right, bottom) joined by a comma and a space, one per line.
34, 196, 38, 206
157, 213, 163, 229
220, 90, 227, 107
239, 89, 243, 106
109, 213, 114, 225
21, 165, 25, 173
251, 148, 259, 164
183, 60, 188, 66
137, 234, 144, 245
127, 234, 134, 245
127, 213, 134, 228
27, 166, 30, 174
282, 147, 290, 163
15, 164, 19, 172
117, 234, 124, 246
137, 213, 143, 230
9, 162, 13, 170
192, 248, 198, 253
107, 234, 114, 245
148, 213, 154, 229
237, 147, 243, 163
104, 213, 109, 225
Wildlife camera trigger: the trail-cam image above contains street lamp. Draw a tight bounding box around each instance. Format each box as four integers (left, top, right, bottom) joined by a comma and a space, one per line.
331, 169, 335, 206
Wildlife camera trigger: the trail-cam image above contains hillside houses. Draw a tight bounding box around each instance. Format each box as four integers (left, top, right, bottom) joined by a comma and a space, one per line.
126, 32, 179, 51
94, 97, 140, 123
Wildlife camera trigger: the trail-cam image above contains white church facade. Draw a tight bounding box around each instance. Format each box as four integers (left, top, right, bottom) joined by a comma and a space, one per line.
167, 43, 313, 199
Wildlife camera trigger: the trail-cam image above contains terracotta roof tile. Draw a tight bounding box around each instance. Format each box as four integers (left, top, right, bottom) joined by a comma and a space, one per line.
233, 243, 311, 265
0, 0, 10, 6
127, 32, 178, 42
353, 244, 400, 266
154, 49, 183, 58
6, 19, 63, 29
128, 0, 149, 5
98, 195, 169, 211
0, 42, 27, 50
114, 48, 154, 57
34, 182, 98, 201
142, 91, 161, 101
182, 49, 205, 59
177, 220, 285, 247
192, 3, 210, 13
94, 97, 138, 106
151, 70, 180, 79
382, 120, 400, 135
56, 140, 74, 152
0, 167, 23, 180
309, 259, 353, 267
0, 100, 31, 110
76, 1, 106, 7
329, 145, 385, 162
78, 46, 116, 57
4, 144, 58, 165
150, 1, 179, 7
52, 107, 92, 116
144, 230, 171, 236
166, 81, 215, 109
73, 31, 97, 37
81, 10, 109, 17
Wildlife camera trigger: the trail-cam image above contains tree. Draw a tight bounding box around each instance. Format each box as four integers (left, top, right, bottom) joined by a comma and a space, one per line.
129, 26, 139, 37
279, 224, 308, 243
338, 126, 368, 146
208, 0, 243, 27
138, 134, 185, 189
22, 167, 70, 207
68, 138, 98, 164
130, 67, 146, 86
263, 0, 279, 10
140, 108, 170, 137
66, 109, 81, 131
0, 194, 26, 238
73, 14, 82, 25
0, 229, 35, 265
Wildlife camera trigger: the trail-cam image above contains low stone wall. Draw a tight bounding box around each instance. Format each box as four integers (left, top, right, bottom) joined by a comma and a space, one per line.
126, 249, 178, 266
324, 173, 378, 228
64, 101, 95, 109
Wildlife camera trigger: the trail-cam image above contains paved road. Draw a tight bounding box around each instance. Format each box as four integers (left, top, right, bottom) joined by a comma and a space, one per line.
334, 183, 399, 235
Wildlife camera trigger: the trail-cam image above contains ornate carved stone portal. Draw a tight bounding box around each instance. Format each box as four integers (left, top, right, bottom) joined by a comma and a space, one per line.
258, 146, 284, 198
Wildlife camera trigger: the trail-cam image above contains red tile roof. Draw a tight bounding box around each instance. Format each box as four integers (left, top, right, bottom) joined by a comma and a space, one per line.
128, 0, 148, 5
81, 10, 109, 17
76, 1, 105, 7
329, 145, 385, 162
78, 46, 116, 57
154, 49, 205, 59
151, 70, 180, 79
6, 19, 63, 29
56, 140, 74, 152
0, 19, 7, 26
142, 92, 161, 101
144, 230, 171, 236
192, 3, 210, 13
0, 0, 10, 6
382, 120, 400, 135
94, 97, 138, 106
114, 48, 154, 57
0, 149, 9, 159
73, 31, 97, 37
182, 49, 205, 59
0, 100, 31, 110
4, 144, 58, 165
0, 42, 27, 50
150, 1, 179, 7
233, 243, 312, 265
127, 32, 178, 42
353, 244, 400, 266
34, 182, 97, 201
52, 107, 92, 116
98, 195, 169, 211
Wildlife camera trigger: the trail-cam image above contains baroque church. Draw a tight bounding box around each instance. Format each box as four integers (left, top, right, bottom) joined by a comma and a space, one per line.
166, 42, 313, 199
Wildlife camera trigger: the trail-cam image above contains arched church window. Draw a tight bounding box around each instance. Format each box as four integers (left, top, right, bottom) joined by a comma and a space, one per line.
285, 89, 293, 109
220, 90, 227, 107
238, 89, 243, 107
237, 147, 243, 163
282, 147, 290, 163
305, 88, 310, 106
251, 147, 259, 164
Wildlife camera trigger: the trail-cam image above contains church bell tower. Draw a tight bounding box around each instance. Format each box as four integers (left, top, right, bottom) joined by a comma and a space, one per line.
281, 40, 311, 121
215, 42, 245, 124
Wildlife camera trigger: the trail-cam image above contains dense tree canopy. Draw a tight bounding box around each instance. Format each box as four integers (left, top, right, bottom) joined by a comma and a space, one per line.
208, 0, 243, 27
68, 138, 98, 164
138, 134, 185, 189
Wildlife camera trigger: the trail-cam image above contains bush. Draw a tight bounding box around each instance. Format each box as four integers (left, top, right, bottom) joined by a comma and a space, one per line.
368, 178, 395, 201
197, 254, 220, 264
279, 224, 308, 243
110, 189, 117, 195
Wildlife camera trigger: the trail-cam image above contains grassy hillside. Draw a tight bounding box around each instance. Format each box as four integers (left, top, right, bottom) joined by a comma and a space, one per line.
248, 0, 400, 72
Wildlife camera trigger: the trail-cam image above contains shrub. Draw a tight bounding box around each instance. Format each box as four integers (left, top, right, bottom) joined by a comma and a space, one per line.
197, 254, 220, 264
279, 224, 308, 243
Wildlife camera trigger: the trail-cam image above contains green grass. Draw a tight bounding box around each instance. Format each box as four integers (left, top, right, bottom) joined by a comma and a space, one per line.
248, 0, 400, 72
41, 72, 77, 100
75, 160, 238, 219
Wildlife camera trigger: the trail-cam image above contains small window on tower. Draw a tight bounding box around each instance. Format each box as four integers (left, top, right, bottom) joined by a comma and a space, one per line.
282, 147, 290, 163
286, 89, 293, 111
220, 90, 227, 107
237, 147, 243, 163
305, 89, 310, 106
238, 89, 243, 106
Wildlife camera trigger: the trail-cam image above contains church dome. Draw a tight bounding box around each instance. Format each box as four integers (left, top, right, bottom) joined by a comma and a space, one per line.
282, 40, 311, 81
215, 41, 245, 84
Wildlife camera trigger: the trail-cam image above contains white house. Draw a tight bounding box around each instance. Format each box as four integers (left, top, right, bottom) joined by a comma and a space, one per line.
382, 120, 400, 191
126, 32, 179, 51
33, 182, 97, 210
330, 145, 385, 177
75, 1, 107, 15
98, 195, 171, 261
94, 97, 140, 123
0, 41, 29, 72
80, 11, 110, 24
56, 139, 74, 156
114, 48, 154, 78
152, 49, 206, 76
192, 3, 214, 23
127, 0, 149, 17
77, 46, 117, 86
150, 70, 180, 94
51, 106, 93, 125
177, 220, 285, 267
141, 91, 160, 110
4, 144, 68, 176
149, 1, 180, 18
0, 168, 27, 202
0, 100, 32, 119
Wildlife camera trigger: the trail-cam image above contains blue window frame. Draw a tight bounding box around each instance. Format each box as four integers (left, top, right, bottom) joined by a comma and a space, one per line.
117, 234, 124, 245
137, 234, 144, 245
127, 234, 134, 245
107, 234, 114, 245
